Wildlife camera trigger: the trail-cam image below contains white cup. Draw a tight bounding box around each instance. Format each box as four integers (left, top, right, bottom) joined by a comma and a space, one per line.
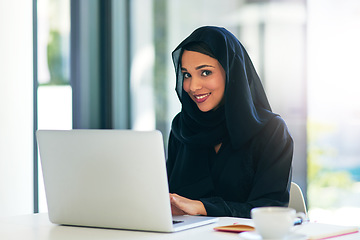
251, 207, 304, 239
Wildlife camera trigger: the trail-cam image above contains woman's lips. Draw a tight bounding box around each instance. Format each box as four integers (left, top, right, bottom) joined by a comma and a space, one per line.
193, 93, 211, 103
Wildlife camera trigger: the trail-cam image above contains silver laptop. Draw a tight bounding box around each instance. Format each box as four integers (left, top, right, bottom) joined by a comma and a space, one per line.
36, 129, 218, 232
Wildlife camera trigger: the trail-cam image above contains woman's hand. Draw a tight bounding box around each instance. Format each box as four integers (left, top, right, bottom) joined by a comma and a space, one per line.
169, 193, 207, 216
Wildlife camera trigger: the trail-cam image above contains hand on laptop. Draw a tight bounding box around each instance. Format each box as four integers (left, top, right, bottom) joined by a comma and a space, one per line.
170, 193, 207, 216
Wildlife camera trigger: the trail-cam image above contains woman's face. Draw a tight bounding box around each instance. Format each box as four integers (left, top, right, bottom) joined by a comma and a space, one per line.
181, 50, 226, 112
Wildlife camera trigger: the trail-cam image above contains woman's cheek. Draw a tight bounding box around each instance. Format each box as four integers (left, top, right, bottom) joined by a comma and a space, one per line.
183, 79, 190, 93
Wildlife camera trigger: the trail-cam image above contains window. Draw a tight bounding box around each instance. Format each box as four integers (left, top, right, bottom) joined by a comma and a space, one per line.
307, 0, 360, 225
37, 0, 72, 212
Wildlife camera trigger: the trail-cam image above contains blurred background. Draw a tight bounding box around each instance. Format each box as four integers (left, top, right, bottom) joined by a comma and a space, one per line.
1, 0, 360, 226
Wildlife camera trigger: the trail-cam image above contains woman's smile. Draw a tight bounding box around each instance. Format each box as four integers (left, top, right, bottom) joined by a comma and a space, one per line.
193, 93, 211, 103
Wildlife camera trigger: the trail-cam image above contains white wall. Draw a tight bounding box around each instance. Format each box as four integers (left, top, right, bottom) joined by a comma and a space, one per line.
0, 1, 34, 216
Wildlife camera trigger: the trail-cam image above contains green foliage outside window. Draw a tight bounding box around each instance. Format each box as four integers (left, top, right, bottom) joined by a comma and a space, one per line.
307, 120, 354, 209
45, 30, 69, 86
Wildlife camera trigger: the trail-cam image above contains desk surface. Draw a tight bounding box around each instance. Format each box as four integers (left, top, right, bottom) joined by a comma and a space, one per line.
0, 213, 359, 240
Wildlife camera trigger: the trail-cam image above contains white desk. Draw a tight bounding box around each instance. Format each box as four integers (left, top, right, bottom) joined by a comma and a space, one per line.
0, 213, 359, 240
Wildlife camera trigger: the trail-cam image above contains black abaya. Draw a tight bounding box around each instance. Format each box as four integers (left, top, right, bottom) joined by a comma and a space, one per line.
167, 26, 293, 218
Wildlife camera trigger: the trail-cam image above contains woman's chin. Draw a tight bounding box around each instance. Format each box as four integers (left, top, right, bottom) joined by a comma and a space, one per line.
196, 104, 213, 112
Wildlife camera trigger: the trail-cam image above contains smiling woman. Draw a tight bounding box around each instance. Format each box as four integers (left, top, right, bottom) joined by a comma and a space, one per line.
167, 26, 294, 218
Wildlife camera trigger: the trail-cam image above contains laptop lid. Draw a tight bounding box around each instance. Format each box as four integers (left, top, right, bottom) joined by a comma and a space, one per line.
36, 130, 217, 232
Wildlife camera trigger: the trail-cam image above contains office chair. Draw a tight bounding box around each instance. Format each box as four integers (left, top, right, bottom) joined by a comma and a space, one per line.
289, 182, 308, 216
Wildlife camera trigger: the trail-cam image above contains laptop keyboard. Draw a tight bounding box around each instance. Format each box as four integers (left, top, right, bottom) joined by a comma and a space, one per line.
173, 220, 184, 224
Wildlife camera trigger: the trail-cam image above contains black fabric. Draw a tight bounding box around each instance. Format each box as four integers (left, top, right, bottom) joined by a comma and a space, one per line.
167, 26, 293, 218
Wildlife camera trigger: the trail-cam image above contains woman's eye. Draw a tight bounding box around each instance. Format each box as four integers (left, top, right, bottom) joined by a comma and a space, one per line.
183, 72, 191, 79
201, 70, 212, 77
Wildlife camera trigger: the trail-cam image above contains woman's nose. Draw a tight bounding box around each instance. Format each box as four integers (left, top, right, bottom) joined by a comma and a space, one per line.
189, 77, 202, 92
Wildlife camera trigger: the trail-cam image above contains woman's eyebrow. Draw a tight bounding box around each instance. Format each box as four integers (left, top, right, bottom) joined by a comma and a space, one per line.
196, 64, 215, 70
181, 65, 215, 72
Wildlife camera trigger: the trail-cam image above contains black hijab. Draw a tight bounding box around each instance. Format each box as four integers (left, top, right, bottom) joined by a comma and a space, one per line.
171, 26, 277, 149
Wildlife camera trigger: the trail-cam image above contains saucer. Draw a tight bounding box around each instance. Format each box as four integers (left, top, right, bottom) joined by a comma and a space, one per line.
238, 231, 307, 240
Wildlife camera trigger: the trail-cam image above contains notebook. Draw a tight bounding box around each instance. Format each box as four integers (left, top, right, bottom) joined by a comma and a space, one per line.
293, 222, 359, 240
36, 129, 218, 232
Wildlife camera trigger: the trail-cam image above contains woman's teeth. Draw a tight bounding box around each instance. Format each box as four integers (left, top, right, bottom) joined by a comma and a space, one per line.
195, 93, 210, 99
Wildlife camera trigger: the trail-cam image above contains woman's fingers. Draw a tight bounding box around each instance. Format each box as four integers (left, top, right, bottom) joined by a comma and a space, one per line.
171, 204, 186, 215
170, 194, 185, 215
169, 193, 207, 216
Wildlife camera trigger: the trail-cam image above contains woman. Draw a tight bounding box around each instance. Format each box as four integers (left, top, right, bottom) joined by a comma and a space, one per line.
166, 26, 293, 218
